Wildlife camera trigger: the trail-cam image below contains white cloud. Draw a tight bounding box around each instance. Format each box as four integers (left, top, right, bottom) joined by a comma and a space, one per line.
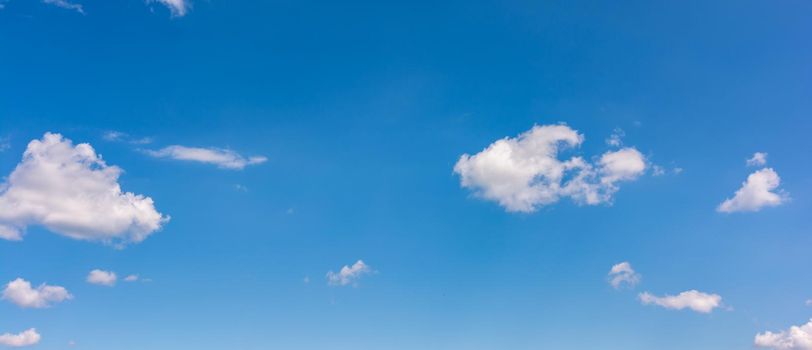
123, 275, 139, 282
453, 124, 647, 212
639, 290, 722, 313
747, 152, 769, 167
87, 270, 117, 286
2, 278, 71, 308
755, 319, 812, 350
150, 0, 189, 17
327, 260, 372, 287
608, 262, 640, 289
0, 133, 168, 244
718, 168, 787, 213
0, 329, 40, 347
605, 128, 625, 147
42, 0, 84, 14
146, 145, 267, 170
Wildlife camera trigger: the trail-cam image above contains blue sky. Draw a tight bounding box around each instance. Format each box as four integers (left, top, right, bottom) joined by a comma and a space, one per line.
0, 0, 811, 349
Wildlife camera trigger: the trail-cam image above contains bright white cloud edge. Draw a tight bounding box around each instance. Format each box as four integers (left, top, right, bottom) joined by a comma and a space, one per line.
639, 290, 722, 313
146, 145, 267, 170
453, 124, 647, 212
327, 260, 372, 287
755, 319, 812, 350
86, 269, 117, 286
0, 328, 40, 347
0, 133, 168, 244
608, 261, 641, 289
1, 278, 71, 308
151, 0, 189, 16
718, 168, 787, 213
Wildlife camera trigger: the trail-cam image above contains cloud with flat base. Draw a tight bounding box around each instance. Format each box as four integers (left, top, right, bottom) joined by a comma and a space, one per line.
0, 133, 168, 245
2, 278, 71, 308
639, 290, 722, 313
0, 328, 40, 347
755, 319, 812, 350
454, 124, 647, 212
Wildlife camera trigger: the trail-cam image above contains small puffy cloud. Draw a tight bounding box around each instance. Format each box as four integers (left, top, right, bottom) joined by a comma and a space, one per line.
639, 290, 722, 313
0, 133, 168, 244
149, 0, 189, 17
605, 128, 625, 147
146, 145, 266, 170
327, 260, 372, 287
755, 319, 812, 350
86, 270, 117, 286
598, 148, 647, 184
2, 278, 71, 308
747, 152, 769, 167
608, 262, 641, 289
718, 168, 787, 213
42, 0, 84, 14
123, 275, 139, 282
454, 124, 647, 212
0, 328, 40, 347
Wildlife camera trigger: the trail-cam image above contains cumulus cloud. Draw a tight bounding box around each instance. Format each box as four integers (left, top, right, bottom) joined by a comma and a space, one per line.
42, 0, 84, 14
0, 329, 40, 347
327, 260, 372, 287
146, 145, 267, 170
718, 168, 787, 213
747, 152, 768, 167
639, 290, 722, 313
755, 319, 812, 350
608, 262, 640, 289
86, 270, 117, 286
2, 278, 71, 308
149, 0, 189, 17
0, 133, 168, 244
453, 124, 647, 212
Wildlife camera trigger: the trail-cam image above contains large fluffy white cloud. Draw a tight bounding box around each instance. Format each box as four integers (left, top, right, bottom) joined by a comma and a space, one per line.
639, 290, 722, 313
755, 319, 812, 350
0, 328, 40, 347
327, 260, 372, 287
453, 124, 647, 212
86, 270, 117, 286
146, 145, 266, 170
0, 133, 168, 244
718, 168, 787, 213
608, 262, 641, 289
1, 278, 71, 308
